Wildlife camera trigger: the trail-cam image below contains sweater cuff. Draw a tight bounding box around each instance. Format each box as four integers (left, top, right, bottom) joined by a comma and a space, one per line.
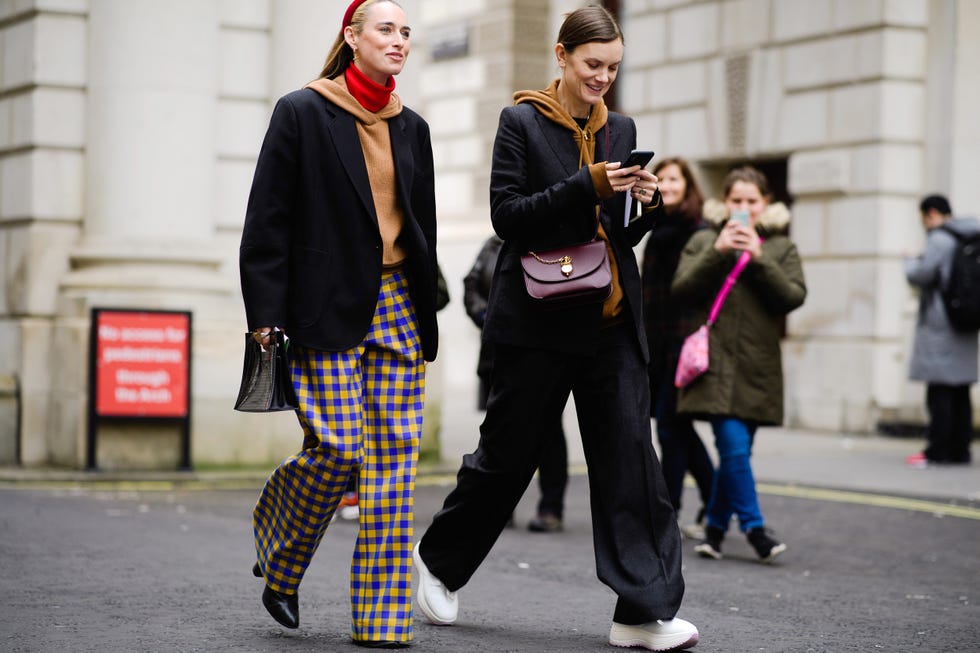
642, 189, 663, 213
589, 163, 614, 200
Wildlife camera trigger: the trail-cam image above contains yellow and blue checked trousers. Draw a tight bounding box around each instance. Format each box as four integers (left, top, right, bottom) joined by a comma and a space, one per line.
253, 270, 424, 643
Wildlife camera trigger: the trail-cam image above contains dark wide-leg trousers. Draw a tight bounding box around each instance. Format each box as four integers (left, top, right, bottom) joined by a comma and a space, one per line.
535, 418, 568, 518
654, 373, 713, 513
925, 383, 973, 463
418, 324, 685, 624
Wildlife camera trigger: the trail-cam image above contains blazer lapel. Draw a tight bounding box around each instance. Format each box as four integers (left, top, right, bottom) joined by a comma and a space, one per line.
389, 115, 428, 248
534, 112, 580, 178
324, 105, 378, 222
389, 115, 414, 217
598, 120, 632, 230
605, 123, 628, 163
596, 123, 611, 162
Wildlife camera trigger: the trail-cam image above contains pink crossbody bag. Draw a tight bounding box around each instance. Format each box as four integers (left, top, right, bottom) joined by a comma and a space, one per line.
674, 249, 752, 388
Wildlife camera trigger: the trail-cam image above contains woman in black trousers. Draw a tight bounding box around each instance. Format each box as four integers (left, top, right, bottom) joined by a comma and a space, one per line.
412, 6, 698, 651
463, 234, 569, 532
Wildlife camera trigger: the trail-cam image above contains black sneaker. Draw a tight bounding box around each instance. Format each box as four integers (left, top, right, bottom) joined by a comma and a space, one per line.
528, 512, 563, 532
747, 527, 786, 563
693, 525, 724, 560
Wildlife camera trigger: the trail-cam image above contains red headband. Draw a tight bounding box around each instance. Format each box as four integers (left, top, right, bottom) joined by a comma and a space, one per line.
343, 0, 369, 29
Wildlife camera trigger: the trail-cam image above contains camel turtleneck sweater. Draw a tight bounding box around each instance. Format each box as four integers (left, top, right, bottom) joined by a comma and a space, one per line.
513, 79, 625, 323
305, 75, 407, 267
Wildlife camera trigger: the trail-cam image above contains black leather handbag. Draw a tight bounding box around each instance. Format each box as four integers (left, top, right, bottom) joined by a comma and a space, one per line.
234, 329, 298, 412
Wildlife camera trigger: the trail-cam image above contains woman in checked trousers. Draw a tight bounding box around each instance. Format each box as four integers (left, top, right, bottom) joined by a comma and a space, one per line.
238, 1, 438, 647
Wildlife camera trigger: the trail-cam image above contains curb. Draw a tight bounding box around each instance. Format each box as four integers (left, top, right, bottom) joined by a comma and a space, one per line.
0, 463, 465, 491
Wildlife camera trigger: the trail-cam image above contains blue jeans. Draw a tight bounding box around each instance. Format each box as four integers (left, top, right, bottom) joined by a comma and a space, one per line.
705, 417, 764, 533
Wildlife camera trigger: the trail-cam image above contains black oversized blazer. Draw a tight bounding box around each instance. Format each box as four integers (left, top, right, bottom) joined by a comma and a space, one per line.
240, 87, 439, 361
484, 103, 659, 360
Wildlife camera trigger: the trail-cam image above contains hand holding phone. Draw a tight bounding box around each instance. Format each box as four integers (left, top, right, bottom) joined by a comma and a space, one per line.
730, 209, 750, 227
623, 149, 655, 170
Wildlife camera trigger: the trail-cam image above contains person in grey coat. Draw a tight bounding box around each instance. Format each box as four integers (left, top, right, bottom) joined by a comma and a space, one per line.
904, 194, 979, 467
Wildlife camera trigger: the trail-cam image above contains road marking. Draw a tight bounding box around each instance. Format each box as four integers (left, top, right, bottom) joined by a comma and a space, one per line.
755, 482, 980, 521
3, 472, 978, 521
423, 469, 980, 521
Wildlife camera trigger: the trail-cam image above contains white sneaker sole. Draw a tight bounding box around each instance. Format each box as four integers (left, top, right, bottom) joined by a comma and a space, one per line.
679, 524, 706, 541
609, 621, 699, 651
413, 543, 457, 626
759, 542, 787, 563
693, 543, 722, 560
337, 506, 359, 520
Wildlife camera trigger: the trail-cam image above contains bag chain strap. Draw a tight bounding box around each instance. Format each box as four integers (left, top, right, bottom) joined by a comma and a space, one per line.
529, 250, 574, 276
526, 125, 610, 278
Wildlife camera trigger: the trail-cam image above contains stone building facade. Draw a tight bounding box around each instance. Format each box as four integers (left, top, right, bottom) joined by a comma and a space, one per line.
0, 0, 977, 469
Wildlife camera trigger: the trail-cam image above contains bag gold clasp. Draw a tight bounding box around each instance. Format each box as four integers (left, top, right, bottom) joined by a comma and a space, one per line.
559, 256, 573, 276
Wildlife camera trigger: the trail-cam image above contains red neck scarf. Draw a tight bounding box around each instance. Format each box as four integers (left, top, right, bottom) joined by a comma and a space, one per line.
344, 63, 395, 112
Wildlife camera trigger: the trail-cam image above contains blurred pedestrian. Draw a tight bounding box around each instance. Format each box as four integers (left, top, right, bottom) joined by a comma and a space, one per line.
412, 6, 699, 651
641, 157, 714, 540
903, 194, 979, 468
463, 234, 568, 533
239, 0, 438, 646
672, 166, 806, 563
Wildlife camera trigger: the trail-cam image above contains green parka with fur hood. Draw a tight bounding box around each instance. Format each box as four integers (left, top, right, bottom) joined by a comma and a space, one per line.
671, 200, 807, 425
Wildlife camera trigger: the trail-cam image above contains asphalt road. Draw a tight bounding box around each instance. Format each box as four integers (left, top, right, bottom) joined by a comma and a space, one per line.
1, 474, 977, 652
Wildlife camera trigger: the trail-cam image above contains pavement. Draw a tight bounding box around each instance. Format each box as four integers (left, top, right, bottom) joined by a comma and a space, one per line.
1, 426, 977, 506
2, 426, 978, 652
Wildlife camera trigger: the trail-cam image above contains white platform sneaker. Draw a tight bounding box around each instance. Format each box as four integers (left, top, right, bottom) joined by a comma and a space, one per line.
413, 542, 458, 625
609, 617, 699, 651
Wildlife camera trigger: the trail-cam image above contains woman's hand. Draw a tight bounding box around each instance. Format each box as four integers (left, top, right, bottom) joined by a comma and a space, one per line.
252, 327, 275, 346
630, 169, 660, 206
715, 220, 762, 259
606, 163, 659, 205
606, 161, 640, 193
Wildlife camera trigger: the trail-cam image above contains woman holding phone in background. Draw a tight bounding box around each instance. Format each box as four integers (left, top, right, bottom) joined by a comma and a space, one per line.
641, 157, 714, 540
412, 6, 699, 650
671, 166, 806, 563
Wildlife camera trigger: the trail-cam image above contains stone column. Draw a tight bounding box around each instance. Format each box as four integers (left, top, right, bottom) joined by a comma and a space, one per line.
52, 0, 236, 468
66, 0, 224, 294
0, 2, 88, 465
949, 0, 980, 213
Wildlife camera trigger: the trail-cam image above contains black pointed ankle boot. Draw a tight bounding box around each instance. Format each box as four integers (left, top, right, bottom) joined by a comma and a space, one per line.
262, 585, 299, 629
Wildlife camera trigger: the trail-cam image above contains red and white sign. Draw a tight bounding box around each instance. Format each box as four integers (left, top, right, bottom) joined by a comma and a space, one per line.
94, 310, 190, 417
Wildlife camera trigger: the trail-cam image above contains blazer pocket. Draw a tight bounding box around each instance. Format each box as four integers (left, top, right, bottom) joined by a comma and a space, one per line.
289, 247, 329, 328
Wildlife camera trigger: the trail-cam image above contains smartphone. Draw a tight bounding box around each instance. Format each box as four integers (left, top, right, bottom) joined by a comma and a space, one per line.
623, 149, 655, 169
730, 209, 750, 226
